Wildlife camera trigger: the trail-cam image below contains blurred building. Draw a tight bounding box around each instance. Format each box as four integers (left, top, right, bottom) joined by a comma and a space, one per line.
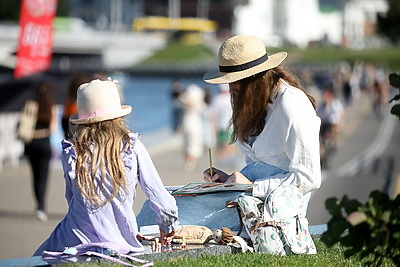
68, 0, 233, 35
67, 0, 388, 49
0, 0, 391, 77
234, 0, 327, 47
69, 0, 143, 32
142, 0, 233, 34
343, 0, 388, 49
234, 0, 388, 49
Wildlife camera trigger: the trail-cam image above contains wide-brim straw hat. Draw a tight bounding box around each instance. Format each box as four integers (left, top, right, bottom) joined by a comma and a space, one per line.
70, 79, 131, 124
203, 35, 287, 84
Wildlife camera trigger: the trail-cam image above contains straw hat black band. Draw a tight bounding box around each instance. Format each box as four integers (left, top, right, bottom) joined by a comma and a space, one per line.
219, 54, 268, 73
203, 35, 287, 84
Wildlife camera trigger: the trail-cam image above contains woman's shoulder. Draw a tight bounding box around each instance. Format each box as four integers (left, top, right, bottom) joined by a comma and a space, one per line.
279, 80, 305, 96
278, 81, 311, 107
272, 81, 315, 120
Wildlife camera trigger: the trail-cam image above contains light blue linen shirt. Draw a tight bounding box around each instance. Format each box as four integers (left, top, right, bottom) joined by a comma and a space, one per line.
34, 133, 178, 256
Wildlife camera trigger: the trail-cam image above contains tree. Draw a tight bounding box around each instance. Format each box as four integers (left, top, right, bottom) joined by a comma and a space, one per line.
0, 0, 69, 22
377, 0, 400, 44
0, 1, 20, 21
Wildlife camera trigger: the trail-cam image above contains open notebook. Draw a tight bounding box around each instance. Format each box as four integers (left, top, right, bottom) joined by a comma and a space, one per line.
170, 182, 255, 195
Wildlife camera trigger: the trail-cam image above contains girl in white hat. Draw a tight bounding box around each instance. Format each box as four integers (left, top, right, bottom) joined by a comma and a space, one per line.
34, 79, 178, 256
203, 35, 321, 219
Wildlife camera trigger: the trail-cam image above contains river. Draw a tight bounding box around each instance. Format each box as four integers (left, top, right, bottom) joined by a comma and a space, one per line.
51, 72, 220, 156
112, 72, 220, 133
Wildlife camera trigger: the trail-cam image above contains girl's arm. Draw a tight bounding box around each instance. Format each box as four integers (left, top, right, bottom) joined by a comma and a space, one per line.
134, 137, 179, 234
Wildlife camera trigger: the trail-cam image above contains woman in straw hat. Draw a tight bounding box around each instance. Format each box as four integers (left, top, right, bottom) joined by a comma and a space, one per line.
203, 35, 321, 217
34, 79, 178, 256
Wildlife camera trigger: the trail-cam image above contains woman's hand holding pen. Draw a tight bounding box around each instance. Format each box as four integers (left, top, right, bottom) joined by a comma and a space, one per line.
203, 168, 253, 185
203, 167, 229, 183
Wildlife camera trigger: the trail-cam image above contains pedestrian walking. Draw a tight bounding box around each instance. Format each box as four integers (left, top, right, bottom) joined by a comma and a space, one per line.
23, 82, 58, 222
179, 84, 206, 172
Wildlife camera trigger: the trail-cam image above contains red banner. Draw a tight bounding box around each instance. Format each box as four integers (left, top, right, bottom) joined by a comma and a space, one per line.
14, 0, 58, 79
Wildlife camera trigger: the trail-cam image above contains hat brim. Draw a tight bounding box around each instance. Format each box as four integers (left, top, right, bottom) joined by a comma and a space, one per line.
203, 52, 287, 84
69, 105, 132, 125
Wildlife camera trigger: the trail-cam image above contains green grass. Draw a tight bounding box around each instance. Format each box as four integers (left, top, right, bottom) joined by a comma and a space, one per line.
141, 40, 400, 72
60, 239, 397, 266
144, 41, 215, 62
282, 46, 400, 72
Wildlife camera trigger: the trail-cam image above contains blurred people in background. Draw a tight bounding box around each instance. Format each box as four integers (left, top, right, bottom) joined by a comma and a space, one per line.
170, 77, 183, 133
372, 66, 389, 118
25, 82, 58, 222
350, 60, 364, 98
62, 74, 90, 139
313, 71, 333, 92
179, 84, 206, 172
364, 63, 377, 94
316, 89, 344, 169
210, 83, 235, 159
342, 74, 352, 107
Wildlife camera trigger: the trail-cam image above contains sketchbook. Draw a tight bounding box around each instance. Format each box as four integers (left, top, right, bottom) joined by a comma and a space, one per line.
170, 182, 254, 195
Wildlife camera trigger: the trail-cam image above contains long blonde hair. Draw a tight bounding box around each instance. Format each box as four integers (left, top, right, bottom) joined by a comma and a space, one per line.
70, 118, 131, 206
230, 66, 316, 143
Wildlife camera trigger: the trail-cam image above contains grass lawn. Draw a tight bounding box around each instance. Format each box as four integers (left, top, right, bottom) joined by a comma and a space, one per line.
141, 39, 400, 73
60, 239, 397, 266
282, 46, 400, 72
144, 41, 215, 61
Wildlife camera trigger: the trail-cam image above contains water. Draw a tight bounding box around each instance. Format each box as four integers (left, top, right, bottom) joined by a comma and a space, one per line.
112, 73, 221, 134
51, 73, 221, 157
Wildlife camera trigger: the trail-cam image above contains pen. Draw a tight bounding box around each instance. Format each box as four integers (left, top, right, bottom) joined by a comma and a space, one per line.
208, 148, 213, 178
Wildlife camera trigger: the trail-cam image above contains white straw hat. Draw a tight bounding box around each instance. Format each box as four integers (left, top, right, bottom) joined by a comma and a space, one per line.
69, 79, 132, 125
203, 35, 287, 84
179, 84, 205, 108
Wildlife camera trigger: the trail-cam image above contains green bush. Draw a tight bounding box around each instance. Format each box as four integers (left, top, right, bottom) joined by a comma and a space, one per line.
321, 191, 400, 266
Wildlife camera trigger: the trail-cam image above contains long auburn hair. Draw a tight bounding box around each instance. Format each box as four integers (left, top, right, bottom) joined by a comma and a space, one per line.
230, 66, 316, 144
35, 83, 54, 126
70, 118, 131, 207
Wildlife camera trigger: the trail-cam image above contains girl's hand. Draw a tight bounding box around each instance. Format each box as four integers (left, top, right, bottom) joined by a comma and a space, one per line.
160, 228, 175, 246
225, 171, 253, 184
136, 232, 145, 242
203, 167, 229, 183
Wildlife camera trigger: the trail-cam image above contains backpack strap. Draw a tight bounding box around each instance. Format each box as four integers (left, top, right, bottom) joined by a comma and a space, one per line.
248, 220, 283, 232
226, 200, 244, 236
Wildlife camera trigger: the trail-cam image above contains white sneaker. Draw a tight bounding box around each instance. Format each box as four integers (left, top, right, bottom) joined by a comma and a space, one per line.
36, 210, 48, 222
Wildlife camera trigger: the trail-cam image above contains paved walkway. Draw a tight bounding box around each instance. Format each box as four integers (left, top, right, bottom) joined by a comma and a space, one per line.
0, 130, 244, 260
